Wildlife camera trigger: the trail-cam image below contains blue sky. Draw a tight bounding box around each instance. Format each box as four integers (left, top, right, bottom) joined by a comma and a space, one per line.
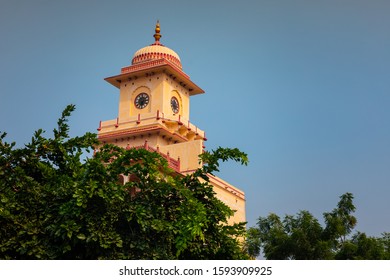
1, 0, 389, 237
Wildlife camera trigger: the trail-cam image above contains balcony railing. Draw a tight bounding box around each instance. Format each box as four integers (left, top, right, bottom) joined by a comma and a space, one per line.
97, 111, 206, 141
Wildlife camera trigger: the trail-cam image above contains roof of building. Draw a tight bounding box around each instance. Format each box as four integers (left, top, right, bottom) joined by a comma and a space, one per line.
131, 21, 182, 69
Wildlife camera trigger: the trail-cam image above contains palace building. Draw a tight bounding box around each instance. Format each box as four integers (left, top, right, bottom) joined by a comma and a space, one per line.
97, 22, 245, 224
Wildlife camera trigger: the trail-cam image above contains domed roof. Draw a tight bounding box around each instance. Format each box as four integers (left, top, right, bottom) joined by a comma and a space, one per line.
131, 22, 182, 69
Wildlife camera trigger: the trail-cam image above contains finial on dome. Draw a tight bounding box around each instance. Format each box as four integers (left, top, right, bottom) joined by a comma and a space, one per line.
153, 20, 162, 43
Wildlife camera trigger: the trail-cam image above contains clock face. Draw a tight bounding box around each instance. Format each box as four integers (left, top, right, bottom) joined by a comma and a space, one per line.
134, 93, 149, 109
171, 97, 179, 114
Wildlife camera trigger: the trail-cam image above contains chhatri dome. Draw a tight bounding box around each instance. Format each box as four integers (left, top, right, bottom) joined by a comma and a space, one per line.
131, 21, 182, 69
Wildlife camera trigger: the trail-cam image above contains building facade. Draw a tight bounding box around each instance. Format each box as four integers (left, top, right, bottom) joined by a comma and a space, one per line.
97, 22, 245, 224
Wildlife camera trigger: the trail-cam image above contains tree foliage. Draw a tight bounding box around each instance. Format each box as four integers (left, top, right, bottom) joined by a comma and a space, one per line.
0, 105, 248, 260
248, 193, 389, 260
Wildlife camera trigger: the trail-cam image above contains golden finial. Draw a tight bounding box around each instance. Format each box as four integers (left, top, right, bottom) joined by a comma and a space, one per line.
153, 20, 162, 42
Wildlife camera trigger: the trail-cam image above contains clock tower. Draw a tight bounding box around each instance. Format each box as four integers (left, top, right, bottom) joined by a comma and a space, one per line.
98, 22, 245, 223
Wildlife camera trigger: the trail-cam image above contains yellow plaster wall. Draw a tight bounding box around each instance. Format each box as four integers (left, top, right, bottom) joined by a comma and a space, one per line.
119, 77, 161, 121
159, 139, 203, 171
208, 176, 246, 224
117, 73, 190, 122
162, 75, 190, 120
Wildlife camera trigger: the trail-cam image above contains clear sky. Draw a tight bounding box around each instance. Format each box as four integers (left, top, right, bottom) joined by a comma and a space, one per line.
1, 0, 389, 237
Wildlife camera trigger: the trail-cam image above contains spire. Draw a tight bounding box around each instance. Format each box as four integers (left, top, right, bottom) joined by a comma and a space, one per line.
153, 20, 162, 44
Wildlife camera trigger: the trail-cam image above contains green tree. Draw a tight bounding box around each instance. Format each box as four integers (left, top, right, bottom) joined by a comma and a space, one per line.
379, 232, 390, 259
0, 105, 248, 260
251, 211, 332, 260
244, 227, 262, 259
323, 192, 357, 247
336, 232, 387, 260
248, 193, 389, 260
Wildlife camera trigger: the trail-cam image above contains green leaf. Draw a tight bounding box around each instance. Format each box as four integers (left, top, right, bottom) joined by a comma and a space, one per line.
77, 233, 86, 240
